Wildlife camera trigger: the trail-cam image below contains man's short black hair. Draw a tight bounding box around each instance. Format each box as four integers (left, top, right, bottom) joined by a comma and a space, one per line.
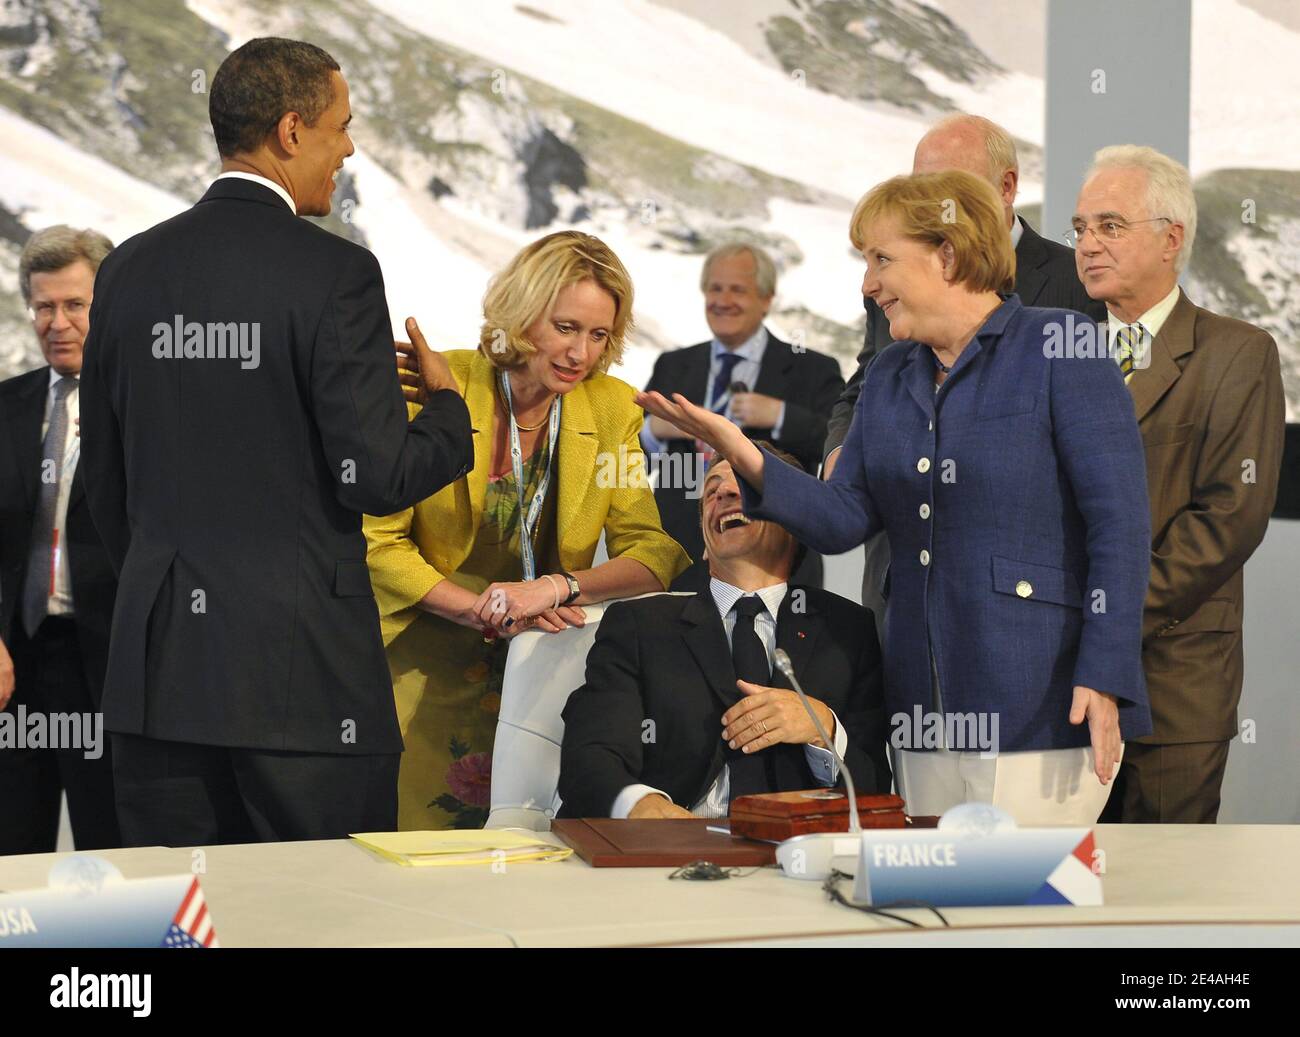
209, 37, 341, 158
700, 440, 808, 575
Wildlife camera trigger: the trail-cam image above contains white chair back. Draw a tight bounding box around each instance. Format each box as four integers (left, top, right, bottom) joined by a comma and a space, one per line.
486, 592, 685, 829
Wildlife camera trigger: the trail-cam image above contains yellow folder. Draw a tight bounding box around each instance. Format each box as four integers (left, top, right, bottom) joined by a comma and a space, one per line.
349, 829, 572, 867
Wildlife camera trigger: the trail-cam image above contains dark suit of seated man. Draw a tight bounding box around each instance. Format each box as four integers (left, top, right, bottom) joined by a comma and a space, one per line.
558, 444, 890, 819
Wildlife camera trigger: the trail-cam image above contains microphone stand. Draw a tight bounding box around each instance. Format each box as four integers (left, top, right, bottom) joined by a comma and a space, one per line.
774, 649, 861, 834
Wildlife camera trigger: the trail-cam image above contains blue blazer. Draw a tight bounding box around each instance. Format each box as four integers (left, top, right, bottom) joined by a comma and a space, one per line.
741, 295, 1152, 751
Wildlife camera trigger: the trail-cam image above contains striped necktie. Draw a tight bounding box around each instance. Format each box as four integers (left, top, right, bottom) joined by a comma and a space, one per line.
1114, 323, 1145, 380
22, 376, 76, 636
710, 351, 743, 412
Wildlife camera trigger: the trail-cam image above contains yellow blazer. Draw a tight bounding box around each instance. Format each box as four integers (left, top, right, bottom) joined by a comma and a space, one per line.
365, 349, 690, 645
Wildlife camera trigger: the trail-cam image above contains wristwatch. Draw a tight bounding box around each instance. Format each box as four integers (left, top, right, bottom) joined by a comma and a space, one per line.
559, 571, 581, 605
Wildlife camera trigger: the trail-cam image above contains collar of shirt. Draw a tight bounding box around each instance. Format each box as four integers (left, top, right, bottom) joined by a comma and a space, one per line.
1009, 213, 1024, 250
48, 369, 79, 393
213, 171, 296, 213
1105, 283, 1181, 361
709, 577, 787, 626
710, 324, 769, 366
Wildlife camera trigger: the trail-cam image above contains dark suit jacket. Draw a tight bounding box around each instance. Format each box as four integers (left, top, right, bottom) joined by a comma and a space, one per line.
741, 296, 1153, 751
1130, 290, 1285, 744
645, 331, 844, 570
558, 587, 891, 818
79, 177, 474, 754
824, 216, 1107, 456
0, 367, 117, 700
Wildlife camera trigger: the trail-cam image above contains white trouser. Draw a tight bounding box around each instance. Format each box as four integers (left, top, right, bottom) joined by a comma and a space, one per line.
893, 744, 1124, 826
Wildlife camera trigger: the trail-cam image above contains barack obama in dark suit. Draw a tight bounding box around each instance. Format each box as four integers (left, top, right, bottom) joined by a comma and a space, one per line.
79, 39, 474, 846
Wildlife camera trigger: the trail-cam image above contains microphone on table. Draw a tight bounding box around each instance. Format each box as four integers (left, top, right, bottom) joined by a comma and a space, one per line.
774, 648, 861, 834
767, 649, 866, 881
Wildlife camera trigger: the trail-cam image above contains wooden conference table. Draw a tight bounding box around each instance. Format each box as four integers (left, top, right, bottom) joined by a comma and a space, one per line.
1, 824, 1297, 947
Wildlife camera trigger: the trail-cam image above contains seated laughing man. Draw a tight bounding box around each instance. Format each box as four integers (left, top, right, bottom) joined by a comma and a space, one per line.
558, 445, 891, 819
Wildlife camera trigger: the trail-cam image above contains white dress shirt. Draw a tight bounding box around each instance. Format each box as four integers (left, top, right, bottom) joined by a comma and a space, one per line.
43, 370, 79, 615
640, 325, 785, 455
1105, 282, 1181, 370
213, 171, 295, 212
611, 578, 849, 819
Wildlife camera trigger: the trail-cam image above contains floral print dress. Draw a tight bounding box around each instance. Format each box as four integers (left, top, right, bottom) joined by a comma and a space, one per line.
388, 439, 559, 830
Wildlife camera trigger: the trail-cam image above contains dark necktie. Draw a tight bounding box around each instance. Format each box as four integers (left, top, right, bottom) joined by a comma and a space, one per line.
727, 595, 775, 805
710, 351, 743, 412
23, 376, 76, 637
730, 595, 771, 686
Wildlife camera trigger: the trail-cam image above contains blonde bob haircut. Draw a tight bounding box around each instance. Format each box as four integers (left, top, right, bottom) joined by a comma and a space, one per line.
849, 171, 1015, 295
478, 230, 633, 374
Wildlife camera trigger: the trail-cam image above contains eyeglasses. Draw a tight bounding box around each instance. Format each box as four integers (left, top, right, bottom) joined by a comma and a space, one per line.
28, 299, 89, 324
1063, 217, 1172, 247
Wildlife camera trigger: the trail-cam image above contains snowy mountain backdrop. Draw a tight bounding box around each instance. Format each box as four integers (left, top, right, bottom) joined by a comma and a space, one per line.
0, 0, 1296, 418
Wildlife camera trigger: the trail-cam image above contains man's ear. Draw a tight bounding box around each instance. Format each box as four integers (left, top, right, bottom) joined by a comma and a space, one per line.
1000, 168, 1018, 209
274, 111, 303, 156
1162, 222, 1185, 268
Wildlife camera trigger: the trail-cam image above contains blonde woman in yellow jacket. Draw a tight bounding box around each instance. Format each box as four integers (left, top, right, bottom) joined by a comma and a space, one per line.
365, 232, 689, 830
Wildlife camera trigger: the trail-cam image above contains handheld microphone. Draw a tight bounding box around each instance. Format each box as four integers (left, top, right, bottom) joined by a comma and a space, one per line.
728, 380, 749, 396
774, 648, 861, 834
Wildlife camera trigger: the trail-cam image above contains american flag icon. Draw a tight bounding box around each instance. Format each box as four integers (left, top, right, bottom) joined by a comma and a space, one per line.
161, 877, 219, 948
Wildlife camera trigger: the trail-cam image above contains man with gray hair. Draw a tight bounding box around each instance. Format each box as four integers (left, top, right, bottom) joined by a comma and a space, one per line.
643, 242, 844, 591
0, 225, 120, 853
1073, 145, 1284, 823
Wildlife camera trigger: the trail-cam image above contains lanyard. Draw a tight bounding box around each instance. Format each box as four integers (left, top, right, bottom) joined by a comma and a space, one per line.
501, 370, 561, 581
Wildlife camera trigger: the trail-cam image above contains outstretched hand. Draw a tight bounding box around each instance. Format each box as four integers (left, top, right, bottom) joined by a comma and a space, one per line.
635, 391, 735, 451
634, 391, 765, 485
396, 317, 458, 404
634, 389, 764, 491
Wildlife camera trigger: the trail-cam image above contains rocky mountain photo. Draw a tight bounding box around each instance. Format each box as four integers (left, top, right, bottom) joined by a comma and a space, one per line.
0, 0, 1296, 416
